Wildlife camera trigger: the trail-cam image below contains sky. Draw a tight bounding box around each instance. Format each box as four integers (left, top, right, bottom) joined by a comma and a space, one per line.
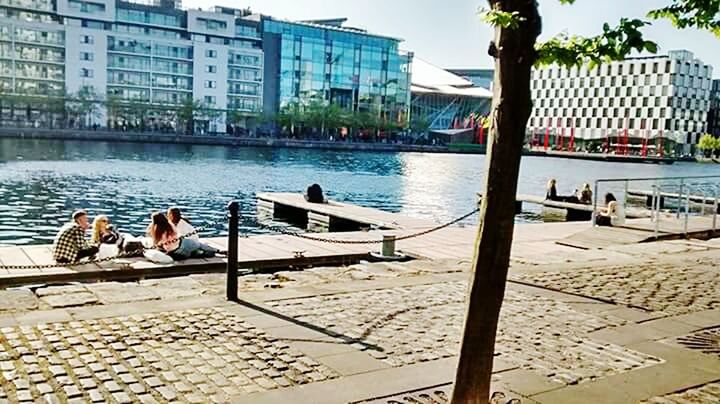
185, 0, 720, 77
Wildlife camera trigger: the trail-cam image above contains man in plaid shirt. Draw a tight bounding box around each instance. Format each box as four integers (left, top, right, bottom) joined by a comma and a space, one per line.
53, 210, 99, 263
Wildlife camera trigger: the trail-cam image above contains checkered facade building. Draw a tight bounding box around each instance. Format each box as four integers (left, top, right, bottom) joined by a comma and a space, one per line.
708, 79, 720, 137
527, 50, 713, 153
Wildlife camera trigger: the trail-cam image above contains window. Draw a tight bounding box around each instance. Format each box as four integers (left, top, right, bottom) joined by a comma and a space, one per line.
204, 95, 216, 105
68, 0, 106, 14
80, 35, 93, 44
80, 68, 93, 78
205, 49, 217, 58
80, 52, 93, 61
205, 65, 216, 73
204, 80, 216, 88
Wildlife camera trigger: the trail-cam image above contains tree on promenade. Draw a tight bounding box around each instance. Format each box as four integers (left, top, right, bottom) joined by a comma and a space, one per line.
452, 1, 720, 403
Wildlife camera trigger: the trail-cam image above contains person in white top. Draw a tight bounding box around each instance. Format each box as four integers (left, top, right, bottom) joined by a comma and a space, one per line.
595, 193, 625, 226
167, 207, 200, 241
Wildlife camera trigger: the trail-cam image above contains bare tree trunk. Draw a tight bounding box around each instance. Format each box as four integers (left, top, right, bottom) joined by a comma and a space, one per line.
451, 1, 540, 403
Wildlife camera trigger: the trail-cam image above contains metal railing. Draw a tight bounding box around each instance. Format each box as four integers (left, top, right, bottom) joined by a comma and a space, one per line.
593, 175, 720, 239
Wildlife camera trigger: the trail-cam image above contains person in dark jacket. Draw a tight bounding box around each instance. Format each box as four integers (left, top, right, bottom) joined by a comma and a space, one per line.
305, 184, 326, 203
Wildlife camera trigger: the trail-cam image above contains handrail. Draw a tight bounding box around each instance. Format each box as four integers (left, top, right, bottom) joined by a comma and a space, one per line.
595, 175, 720, 183
592, 175, 720, 231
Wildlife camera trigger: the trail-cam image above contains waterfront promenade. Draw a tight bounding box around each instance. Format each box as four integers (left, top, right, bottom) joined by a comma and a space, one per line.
0, 196, 719, 402
0, 236, 718, 403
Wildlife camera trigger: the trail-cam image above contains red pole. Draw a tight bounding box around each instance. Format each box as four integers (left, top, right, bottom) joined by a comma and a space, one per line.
569, 120, 575, 152
478, 122, 485, 145
558, 118, 564, 151
544, 118, 550, 150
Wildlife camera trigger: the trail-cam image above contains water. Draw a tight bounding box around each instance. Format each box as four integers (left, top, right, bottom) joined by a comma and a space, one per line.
0, 138, 717, 246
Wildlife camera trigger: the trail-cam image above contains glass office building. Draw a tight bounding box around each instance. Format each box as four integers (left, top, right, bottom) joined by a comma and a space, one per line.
0, 1, 413, 132
262, 18, 413, 125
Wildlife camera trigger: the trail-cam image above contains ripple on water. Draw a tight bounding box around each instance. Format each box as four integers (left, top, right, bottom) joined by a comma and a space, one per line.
0, 138, 717, 245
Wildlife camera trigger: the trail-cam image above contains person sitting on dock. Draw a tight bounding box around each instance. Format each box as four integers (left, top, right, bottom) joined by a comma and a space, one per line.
595, 193, 625, 227
305, 183, 327, 203
167, 207, 199, 241
578, 183, 593, 205
92, 215, 120, 245
53, 210, 99, 264
546, 179, 559, 201
147, 212, 220, 260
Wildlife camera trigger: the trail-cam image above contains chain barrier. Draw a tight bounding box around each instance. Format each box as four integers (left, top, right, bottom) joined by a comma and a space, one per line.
0, 214, 230, 271
0, 207, 479, 270
259, 207, 480, 245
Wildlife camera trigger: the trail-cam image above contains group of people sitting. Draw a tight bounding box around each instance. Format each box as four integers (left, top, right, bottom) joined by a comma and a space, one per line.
545, 179, 624, 226
545, 179, 593, 205
52, 207, 223, 264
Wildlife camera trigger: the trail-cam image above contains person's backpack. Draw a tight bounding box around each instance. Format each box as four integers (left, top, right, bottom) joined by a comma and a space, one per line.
305, 184, 325, 203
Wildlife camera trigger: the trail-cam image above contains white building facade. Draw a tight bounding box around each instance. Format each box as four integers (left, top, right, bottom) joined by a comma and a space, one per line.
528, 50, 714, 154
0, 0, 264, 134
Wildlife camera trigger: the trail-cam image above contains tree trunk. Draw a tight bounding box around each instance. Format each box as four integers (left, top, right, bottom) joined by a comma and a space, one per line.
451, 0, 540, 403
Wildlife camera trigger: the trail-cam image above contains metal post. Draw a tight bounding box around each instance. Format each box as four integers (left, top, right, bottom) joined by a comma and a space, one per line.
684, 191, 690, 236
653, 186, 660, 239
382, 235, 396, 257
677, 179, 684, 219
713, 195, 718, 232
623, 180, 628, 212
592, 181, 599, 227
701, 190, 707, 216
226, 201, 239, 302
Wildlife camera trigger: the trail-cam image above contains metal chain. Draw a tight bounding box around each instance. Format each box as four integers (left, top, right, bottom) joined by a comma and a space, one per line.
262, 207, 480, 245
0, 207, 478, 270
0, 214, 230, 271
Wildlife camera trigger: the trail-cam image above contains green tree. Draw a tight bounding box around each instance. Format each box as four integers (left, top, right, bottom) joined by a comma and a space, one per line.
176, 98, 217, 135
698, 134, 717, 157
65, 86, 101, 128
452, 1, 720, 402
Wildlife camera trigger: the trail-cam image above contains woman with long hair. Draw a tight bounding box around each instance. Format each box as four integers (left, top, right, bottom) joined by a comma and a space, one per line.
147, 212, 220, 260
546, 179, 558, 201
92, 215, 119, 245
167, 207, 199, 241
578, 183, 593, 205
595, 193, 625, 227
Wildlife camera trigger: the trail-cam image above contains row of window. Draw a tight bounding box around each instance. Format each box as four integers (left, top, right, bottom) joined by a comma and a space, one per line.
535, 59, 712, 80
528, 117, 705, 133
532, 107, 707, 125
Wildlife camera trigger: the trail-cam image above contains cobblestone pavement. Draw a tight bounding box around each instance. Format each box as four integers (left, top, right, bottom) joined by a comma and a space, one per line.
641, 382, 720, 403
0, 308, 336, 403
267, 281, 662, 386
511, 263, 720, 315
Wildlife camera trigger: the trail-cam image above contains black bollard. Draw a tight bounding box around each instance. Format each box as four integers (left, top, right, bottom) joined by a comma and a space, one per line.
226, 201, 239, 302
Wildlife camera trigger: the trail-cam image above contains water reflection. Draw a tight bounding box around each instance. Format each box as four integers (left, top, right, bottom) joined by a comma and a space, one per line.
0, 138, 716, 246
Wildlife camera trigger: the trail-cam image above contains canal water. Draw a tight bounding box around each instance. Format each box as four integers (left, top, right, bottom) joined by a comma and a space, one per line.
0, 138, 717, 246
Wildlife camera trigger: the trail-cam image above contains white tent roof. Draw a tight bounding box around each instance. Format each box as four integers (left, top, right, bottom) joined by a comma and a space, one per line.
411, 58, 492, 98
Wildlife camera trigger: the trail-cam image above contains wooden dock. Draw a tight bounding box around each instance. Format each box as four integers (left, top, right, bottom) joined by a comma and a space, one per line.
627, 189, 720, 211
480, 193, 653, 220
257, 192, 434, 232
0, 193, 718, 288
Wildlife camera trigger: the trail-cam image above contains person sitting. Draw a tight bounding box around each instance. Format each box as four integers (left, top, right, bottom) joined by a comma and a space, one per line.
546, 179, 559, 201
305, 183, 326, 203
147, 212, 220, 260
92, 215, 120, 245
595, 193, 625, 227
53, 210, 99, 264
167, 207, 199, 241
578, 183, 593, 205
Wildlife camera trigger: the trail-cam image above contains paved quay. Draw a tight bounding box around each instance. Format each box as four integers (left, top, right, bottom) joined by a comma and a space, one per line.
0, 238, 718, 403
